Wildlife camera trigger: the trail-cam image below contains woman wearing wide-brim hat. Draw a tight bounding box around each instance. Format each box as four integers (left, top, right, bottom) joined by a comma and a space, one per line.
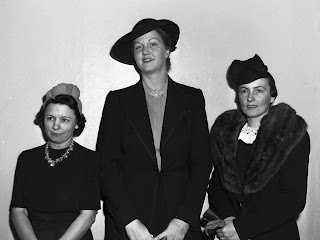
97, 18, 212, 240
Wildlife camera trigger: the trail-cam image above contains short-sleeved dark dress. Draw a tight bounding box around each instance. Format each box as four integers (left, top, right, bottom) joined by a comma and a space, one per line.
10, 142, 100, 240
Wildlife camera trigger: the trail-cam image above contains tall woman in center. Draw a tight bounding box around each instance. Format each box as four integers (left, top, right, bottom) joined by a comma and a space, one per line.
97, 18, 212, 240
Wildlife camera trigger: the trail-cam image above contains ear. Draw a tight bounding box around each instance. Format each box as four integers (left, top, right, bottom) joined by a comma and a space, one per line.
270, 97, 275, 104
75, 124, 79, 129
166, 49, 170, 58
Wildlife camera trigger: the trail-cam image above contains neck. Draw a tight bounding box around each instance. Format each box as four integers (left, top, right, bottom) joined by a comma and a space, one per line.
246, 118, 261, 128
141, 71, 168, 90
48, 138, 73, 150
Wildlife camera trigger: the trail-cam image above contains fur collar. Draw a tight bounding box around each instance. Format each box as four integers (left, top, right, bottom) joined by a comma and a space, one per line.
210, 103, 307, 194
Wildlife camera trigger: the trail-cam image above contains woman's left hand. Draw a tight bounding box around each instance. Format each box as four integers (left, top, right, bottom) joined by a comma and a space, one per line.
216, 218, 240, 240
154, 218, 189, 240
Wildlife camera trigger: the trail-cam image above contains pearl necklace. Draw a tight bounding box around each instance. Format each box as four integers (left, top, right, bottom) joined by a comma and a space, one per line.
44, 139, 74, 167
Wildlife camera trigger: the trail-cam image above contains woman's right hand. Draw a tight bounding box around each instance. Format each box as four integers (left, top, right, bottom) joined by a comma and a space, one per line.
125, 219, 154, 240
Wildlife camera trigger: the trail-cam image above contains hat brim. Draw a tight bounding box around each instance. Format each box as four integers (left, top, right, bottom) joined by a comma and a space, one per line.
110, 19, 180, 65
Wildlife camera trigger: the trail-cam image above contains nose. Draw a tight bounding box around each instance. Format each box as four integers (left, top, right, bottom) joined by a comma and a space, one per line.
247, 91, 255, 102
142, 45, 150, 55
52, 119, 60, 130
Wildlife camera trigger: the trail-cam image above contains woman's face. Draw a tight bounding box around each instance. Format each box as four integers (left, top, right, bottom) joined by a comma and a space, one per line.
238, 78, 275, 124
44, 103, 78, 149
133, 30, 169, 74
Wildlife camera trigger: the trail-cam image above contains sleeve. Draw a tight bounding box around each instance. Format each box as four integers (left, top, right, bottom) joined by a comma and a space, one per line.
175, 89, 213, 229
96, 92, 136, 231
207, 167, 238, 219
234, 133, 310, 239
79, 151, 101, 210
10, 153, 26, 209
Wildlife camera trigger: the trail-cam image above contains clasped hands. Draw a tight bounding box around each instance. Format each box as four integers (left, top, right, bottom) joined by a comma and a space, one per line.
125, 218, 189, 240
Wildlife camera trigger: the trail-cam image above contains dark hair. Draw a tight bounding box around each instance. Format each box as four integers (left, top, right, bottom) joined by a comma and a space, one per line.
155, 27, 176, 72
266, 74, 278, 99
132, 27, 176, 73
35, 94, 86, 137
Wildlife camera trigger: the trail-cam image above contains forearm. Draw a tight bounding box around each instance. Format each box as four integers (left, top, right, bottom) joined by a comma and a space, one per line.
11, 208, 38, 240
208, 169, 238, 219
97, 93, 137, 229
177, 90, 212, 227
58, 210, 96, 240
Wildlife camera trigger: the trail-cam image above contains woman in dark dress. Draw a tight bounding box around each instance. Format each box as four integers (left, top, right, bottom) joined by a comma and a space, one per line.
205, 54, 310, 240
10, 83, 100, 240
96, 18, 212, 240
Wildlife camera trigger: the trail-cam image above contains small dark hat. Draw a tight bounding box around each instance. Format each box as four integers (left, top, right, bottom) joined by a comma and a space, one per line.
110, 18, 180, 65
228, 54, 273, 89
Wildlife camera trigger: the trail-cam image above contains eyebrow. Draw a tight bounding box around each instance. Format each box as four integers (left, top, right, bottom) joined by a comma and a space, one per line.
134, 38, 160, 44
45, 114, 72, 118
240, 85, 266, 89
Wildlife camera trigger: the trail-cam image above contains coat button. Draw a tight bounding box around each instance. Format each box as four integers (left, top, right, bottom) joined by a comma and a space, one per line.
154, 170, 165, 176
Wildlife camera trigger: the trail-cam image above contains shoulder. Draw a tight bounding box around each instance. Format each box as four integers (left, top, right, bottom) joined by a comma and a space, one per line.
107, 81, 140, 97
170, 79, 202, 96
18, 144, 45, 160
214, 109, 245, 128
73, 142, 97, 157
266, 103, 308, 128
263, 103, 308, 142
72, 142, 99, 171
16, 144, 45, 168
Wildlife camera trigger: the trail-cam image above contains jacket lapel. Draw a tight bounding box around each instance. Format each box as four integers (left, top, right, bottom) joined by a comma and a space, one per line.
125, 80, 158, 167
161, 78, 187, 153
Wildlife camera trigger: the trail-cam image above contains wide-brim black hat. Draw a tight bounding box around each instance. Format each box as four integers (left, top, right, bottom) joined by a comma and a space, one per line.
228, 54, 273, 89
110, 18, 180, 65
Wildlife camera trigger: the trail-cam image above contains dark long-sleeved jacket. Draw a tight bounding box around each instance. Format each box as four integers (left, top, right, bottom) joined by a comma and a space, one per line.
208, 103, 310, 240
97, 77, 212, 239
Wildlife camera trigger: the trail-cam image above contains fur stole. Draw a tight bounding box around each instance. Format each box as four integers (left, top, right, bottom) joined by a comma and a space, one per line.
210, 103, 307, 194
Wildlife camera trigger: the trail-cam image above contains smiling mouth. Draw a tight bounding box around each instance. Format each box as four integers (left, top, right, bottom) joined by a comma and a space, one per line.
247, 105, 257, 109
143, 58, 153, 62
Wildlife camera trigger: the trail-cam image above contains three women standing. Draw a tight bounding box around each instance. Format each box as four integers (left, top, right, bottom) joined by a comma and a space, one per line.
96, 18, 212, 240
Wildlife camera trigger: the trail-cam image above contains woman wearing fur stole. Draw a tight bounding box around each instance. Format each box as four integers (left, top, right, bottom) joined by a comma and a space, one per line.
205, 54, 310, 240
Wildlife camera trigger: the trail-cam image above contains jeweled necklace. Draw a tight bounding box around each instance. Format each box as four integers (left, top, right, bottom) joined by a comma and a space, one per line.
148, 80, 168, 99
44, 139, 74, 167
149, 88, 164, 98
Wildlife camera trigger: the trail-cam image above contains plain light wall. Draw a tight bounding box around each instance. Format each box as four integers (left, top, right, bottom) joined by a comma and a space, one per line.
1, 0, 320, 239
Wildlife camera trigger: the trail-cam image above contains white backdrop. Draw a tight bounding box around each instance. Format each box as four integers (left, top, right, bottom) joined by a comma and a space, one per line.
1, 0, 320, 239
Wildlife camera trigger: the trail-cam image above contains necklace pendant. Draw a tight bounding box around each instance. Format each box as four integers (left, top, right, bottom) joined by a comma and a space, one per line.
150, 89, 164, 98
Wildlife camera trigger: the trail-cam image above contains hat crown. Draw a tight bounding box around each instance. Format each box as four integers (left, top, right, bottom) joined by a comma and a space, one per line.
133, 18, 157, 31
229, 54, 272, 88
44, 83, 82, 114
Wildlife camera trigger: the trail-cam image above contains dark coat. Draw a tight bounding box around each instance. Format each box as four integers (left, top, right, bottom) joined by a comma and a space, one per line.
96, 77, 212, 240
208, 103, 310, 240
